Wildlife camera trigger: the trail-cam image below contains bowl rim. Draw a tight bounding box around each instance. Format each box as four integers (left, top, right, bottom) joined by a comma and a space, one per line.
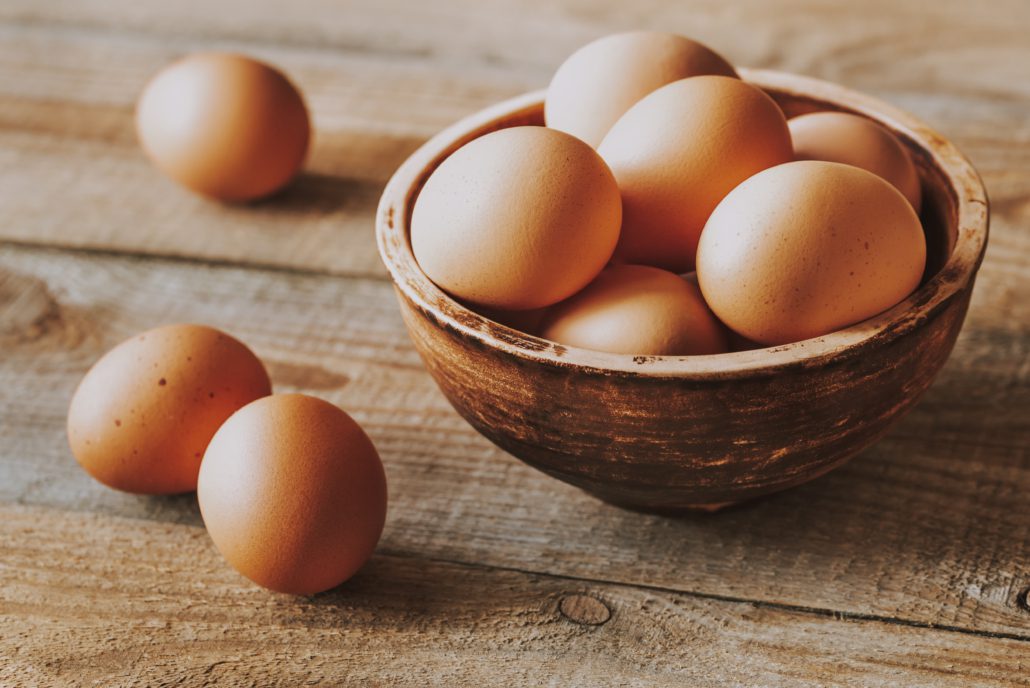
375, 68, 989, 380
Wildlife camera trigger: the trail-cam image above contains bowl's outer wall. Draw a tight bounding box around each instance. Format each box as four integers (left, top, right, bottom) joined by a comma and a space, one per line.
397, 281, 972, 508
378, 73, 988, 511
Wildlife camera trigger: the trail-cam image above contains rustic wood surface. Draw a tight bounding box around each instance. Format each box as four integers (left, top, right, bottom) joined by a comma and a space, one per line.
0, 0, 1027, 685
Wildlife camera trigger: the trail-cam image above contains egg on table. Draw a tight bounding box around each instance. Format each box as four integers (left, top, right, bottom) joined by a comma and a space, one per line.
598, 76, 793, 273
136, 52, 310, 201
696, 160, 927, 345
198, 394, 388, 595
67, 324, 271, 494
545, 31, 737, 148
411, 126, 622, 311
539, 265, 727, 355
789, 111, 922, 211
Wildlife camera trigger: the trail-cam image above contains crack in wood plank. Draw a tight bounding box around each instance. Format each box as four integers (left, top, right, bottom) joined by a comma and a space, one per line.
2, 503, 1028, 686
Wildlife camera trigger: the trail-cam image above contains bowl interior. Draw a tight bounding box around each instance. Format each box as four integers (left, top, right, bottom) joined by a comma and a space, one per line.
377, 69, 988, 379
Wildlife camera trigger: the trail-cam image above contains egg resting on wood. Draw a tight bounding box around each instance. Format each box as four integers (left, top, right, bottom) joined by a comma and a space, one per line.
67, 323, 271, 494
198, 394, 387, 595
136, 52, 310, 201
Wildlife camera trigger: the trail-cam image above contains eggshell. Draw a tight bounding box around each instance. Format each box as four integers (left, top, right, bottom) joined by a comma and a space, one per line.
545, 31, 738, 148
136, 53, 310, 201
682, 271, 762, 352
598, 76, 793, 273
67, 324, 271, 494
197, 394, 387, 595
790, 111, 922, 210
539, 265, 727, 355
411, 126, 622, 310
696, 161, 927, 345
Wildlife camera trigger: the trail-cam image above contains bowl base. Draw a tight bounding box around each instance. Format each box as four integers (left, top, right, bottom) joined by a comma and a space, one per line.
593, 494, 741, 515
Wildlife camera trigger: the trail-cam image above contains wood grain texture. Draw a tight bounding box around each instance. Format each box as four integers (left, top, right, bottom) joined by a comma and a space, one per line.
2, 503, 1028, 687
1, 243, 1027, 642
1, 1, 1029, 683
0, 1, 1026, 277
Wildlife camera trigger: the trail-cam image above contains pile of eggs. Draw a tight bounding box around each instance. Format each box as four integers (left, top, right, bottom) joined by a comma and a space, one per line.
67, 324, 387, 595
66, 34, 929, 596
412, 32, 928, 354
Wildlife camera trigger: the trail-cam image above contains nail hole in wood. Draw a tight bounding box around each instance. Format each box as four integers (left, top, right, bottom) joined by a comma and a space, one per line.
558, 594, 611, 626
1017, 587, 1030, 613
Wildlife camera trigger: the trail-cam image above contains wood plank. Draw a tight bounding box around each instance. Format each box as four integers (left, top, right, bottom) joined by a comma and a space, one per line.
2, 0, 1027, 679
5, 0, 1029, 100
1, 502, 1026, 687
0, 21, 532, 276
0, 4, 1027, 276
1, 243, 1027, 640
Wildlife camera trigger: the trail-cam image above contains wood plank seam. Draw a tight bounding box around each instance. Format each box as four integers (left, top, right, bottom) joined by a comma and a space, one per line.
0, 238, 391, 283
0, 16, 447, 65
6, 501, 1029, 650
399, 551, 1030, 645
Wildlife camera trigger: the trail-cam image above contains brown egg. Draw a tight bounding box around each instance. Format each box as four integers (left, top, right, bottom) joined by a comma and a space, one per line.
539, 265, 727, 355
682, 271, 762, 351
696, 161, 927, 345
411, 126, 622, 310
545, 31, 738, 148
197, 394, 387, 595
790, 111, 922, 210
136, 53, 310, 201
67, 324, 271, 494
598, 76, 793, 273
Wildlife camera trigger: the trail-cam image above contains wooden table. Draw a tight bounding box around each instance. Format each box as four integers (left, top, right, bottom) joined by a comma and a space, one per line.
1, 1, 1027, 685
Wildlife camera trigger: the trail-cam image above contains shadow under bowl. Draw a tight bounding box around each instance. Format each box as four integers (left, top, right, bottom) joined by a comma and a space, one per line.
375, 68, 990, 512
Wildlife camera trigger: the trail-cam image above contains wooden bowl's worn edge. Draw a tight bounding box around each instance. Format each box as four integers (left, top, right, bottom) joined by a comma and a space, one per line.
376, 70, 988, 381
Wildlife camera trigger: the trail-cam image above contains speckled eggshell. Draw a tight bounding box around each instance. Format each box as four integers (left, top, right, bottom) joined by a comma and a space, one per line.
545, 31, 738, 148
198, 394, 387, 596
136, 53, 310, 201
598, 76, 793, 273
539, 265, 727, 355
790, 111, 922, 211
696, 160, 927, 345
411, 126, 622, 311
67, 324, 271, 494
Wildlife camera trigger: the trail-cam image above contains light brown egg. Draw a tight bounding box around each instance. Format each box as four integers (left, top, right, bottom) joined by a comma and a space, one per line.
411, 126, 622, 311
789, 111, 922, 211
67, 324, 271, 494
598, 76, 793, 273
197, 394, 387, 596
539, 265, 727, 355
682, 271, 763, 352
136, 53, 310, 201
696, 161, 927, 345
545, 31, 738, 148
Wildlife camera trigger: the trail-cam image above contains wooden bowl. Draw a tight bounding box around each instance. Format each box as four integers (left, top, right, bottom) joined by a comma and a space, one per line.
375, 69, 989, 512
